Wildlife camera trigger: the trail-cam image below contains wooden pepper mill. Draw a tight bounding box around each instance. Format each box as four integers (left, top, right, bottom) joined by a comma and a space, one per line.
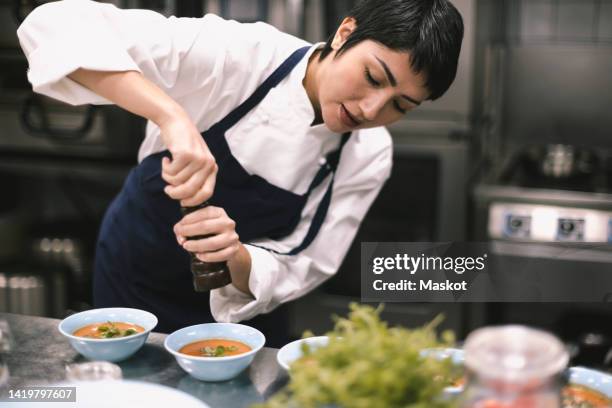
181, 202, 232, 291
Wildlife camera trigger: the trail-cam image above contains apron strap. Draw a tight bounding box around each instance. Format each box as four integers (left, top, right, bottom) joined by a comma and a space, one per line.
206, 46, 311, 135
251, 132, 351, 256
306, 132, 351, 194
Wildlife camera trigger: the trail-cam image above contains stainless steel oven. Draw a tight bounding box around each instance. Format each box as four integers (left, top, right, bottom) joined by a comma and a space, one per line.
472, 146, 612, 366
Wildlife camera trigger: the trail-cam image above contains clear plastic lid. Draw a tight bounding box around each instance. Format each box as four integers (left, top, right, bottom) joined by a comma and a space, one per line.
464, 325, 569, 383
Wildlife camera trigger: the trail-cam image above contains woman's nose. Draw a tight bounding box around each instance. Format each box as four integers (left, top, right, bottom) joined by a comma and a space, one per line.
359, 92, 388, 121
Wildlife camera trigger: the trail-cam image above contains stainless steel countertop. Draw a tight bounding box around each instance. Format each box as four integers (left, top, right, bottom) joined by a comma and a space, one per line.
0, 313, 289, 407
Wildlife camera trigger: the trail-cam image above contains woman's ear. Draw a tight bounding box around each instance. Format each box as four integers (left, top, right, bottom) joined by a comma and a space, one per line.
331, 17, 357, 50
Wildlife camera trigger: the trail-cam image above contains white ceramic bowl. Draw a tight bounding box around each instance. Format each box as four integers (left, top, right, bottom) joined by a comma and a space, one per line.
58, 308, 157, 362
568, 366, 612, 399
276, 336, 330, 371
164, 323, 266, 382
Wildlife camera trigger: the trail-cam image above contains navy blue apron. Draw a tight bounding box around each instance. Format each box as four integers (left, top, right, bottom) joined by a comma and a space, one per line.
93, 46, 350, 345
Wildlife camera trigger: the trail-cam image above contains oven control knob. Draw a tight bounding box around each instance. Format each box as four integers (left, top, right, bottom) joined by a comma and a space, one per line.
510, 219, 523, 229
559, 220, 575, 234
504, 214, 531, 238
557, 218, 585, 241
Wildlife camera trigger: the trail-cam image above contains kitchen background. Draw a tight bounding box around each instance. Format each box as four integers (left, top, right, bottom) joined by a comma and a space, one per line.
0, 0, 611, 368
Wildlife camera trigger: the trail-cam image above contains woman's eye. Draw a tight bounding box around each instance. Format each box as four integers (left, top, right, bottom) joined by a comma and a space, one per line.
365, 68, 381, 87
393, 100, 407, 114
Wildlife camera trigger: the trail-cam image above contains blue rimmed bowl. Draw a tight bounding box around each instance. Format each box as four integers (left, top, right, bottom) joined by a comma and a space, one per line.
568, 366, 612, 399
58, 307, 157, 362
423, 348, 612, 400
277, 336, 330, 371
164, 323, 266, 382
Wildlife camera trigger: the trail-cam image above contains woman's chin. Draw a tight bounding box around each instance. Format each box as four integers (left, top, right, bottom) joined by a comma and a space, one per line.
321, 114, 347, 133
325, 123, 343, 133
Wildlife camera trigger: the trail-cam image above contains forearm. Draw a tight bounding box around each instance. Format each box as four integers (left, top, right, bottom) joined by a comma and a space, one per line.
227, 243, 253, 297
68, 69, 185, 126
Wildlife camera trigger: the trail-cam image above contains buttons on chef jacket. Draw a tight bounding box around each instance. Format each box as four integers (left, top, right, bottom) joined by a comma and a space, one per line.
318, 157, 327, 166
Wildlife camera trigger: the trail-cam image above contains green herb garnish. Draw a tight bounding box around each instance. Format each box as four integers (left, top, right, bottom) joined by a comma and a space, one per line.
200, 345, 239, 357
254, 304, 457, 408
96, 322, 138, 338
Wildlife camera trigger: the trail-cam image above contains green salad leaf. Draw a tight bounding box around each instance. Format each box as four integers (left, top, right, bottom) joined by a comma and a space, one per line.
255, 304, 457, 408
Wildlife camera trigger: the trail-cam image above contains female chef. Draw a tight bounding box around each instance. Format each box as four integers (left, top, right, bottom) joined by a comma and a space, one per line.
17, 0, 463, 342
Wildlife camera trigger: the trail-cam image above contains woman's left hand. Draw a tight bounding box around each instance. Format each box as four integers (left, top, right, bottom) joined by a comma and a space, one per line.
174, 206, 240, 263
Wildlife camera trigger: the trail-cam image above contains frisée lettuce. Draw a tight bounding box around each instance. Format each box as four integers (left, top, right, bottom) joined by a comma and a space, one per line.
256, 304, 458, 408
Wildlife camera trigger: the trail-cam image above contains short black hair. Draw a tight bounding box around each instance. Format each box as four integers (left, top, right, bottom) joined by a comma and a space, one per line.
319, 0, 464, 101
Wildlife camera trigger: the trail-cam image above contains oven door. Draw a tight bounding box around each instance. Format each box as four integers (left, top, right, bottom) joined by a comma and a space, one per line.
0, 94, 144, 160
485, 243, 612, 368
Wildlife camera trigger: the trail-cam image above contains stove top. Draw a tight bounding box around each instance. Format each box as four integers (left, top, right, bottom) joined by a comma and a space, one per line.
475, 148, 612, 244
499, 154, 612, 194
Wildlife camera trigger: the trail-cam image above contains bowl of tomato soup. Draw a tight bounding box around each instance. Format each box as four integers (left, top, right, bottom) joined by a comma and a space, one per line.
58, 307, 157, 362
422, 349, 612, 407
164, 323, 265, 382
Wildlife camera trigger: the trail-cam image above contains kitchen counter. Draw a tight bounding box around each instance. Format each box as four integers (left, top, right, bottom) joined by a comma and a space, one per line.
0, 313, 289, 407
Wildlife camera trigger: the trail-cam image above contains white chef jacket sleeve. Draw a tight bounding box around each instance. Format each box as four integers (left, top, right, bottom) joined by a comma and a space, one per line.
16, 0, 213, 106
210, 128, 393, 322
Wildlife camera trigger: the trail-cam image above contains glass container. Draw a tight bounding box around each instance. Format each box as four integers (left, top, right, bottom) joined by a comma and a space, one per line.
461, 325, 569, 408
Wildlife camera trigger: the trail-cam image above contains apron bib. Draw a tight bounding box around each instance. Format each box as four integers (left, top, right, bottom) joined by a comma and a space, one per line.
93, 46, 350, 343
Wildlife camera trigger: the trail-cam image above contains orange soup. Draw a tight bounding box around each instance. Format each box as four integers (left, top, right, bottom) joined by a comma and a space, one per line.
451, 384, 610, 408
179, 339, 251, 357
443, 376, 610, 408
562, 384, 611, 408
74, 321, 145, 339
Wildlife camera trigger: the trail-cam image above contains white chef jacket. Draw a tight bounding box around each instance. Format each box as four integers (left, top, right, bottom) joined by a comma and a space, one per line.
17, 0, 393, 322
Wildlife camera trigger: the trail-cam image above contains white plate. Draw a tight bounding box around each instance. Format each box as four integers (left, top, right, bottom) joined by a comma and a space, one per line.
9, 380, 210, 408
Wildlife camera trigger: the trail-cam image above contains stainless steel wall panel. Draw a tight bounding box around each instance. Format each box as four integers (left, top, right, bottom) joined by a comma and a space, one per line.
599, 1, 612, 40
501, 46, 612, 148
557, 0, 597, 42
520, 0, 556, 41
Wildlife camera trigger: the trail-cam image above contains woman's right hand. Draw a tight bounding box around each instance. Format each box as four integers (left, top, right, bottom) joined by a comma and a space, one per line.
65, 69, 217, 207
158, 111, 218, 207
